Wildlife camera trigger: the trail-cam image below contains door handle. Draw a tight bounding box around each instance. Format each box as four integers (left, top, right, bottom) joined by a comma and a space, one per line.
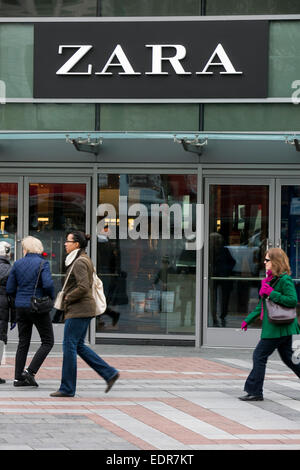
276, 239, 282, 248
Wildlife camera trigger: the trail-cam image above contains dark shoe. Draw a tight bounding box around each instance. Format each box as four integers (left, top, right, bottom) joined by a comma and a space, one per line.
50, 390, 74, 397
13, 379, 32, 387
239, 394, 264, 401
112, 312, 120, 327
105, 372, 120, 393
0, 378, 5, 384
22, 369, 38, 387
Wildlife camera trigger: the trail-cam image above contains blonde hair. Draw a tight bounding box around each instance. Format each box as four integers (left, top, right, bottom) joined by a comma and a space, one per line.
267, 248, 291, 276
22, 236, 43, 254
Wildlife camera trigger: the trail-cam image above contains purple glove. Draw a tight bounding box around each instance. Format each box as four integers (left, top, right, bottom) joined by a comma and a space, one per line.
261, 270, 273, 286
241, 321, 248, 331
259, 283, 274, 297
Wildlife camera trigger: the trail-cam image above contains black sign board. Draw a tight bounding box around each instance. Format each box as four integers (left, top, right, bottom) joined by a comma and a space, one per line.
34, 20, 269, 100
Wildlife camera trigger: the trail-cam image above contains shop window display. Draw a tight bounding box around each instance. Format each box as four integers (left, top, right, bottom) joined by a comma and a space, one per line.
96, 173, 197, 336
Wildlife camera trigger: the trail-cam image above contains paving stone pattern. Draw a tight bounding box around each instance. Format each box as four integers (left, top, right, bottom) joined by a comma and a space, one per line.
1, 346, 300, 450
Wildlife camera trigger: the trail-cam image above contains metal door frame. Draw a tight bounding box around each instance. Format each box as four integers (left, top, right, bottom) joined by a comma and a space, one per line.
95, 168, 200, 345
203, 176, 276, 347
0, 176, 23, 261
274, 178, 300, 250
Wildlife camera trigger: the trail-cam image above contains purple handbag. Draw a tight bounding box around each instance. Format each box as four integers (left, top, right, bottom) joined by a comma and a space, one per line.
265, 276, 297, 325
266, 299, 296, 325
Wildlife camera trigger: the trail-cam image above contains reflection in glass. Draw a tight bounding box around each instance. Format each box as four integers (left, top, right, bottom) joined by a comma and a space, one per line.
96, 174, 197, 336
208, 185, 269, 328
29, 183, 86, 295
281, 186, 300, 316
0, 183, 17, 259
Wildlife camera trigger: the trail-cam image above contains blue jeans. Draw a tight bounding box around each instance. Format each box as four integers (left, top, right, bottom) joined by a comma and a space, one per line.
59, 318, 118, 396
244, 336, 300, 396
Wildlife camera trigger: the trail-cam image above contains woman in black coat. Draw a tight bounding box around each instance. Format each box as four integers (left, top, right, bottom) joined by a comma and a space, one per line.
0, 242, 16, 384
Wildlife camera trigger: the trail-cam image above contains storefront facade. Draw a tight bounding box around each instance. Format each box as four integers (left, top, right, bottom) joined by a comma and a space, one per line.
0, 1, 300, 347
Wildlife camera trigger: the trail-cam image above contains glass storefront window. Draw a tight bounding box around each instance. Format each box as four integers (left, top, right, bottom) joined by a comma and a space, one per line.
28, 182, 86, 295
96, 173, 197, 336
208, 184, 269, 328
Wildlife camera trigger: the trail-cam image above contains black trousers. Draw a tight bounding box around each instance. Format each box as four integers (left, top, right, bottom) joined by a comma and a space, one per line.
15, 307, 54, 380
244, 335, 300, 396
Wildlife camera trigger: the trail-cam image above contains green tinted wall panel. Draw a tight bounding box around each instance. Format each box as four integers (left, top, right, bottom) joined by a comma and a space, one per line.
100, 104, 199, 131
0, 24, 33, 98
204, 104, 300, 132
0, 104, 95, 130
206, 0, 300, 14
269, 22, 300, 97
101, 0, 202, 16
0, 0, 97, 16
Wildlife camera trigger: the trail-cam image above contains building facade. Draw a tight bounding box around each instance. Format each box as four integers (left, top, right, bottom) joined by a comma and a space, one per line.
0, 1, 300, 347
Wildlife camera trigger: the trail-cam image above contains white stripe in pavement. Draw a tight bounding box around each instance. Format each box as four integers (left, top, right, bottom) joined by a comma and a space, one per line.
236, 434, 285, 439
273, 380, 300, 390
263, 389, 300, 413
190, 445, 244, 450
94, 408, 189, 450
0, 408, 91, 413
174, 391, 300, 430
217, 358, 280, 374
137, 401, 237, 440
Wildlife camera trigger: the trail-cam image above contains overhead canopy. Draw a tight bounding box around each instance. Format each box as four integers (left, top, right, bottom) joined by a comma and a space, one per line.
0, 131, 299, 164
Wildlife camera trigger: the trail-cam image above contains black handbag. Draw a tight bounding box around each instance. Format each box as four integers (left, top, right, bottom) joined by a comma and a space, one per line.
31, 261, 53, 314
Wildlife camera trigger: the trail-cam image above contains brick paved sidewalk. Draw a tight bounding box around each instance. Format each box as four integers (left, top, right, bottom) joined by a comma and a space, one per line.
1, 345, 300, 450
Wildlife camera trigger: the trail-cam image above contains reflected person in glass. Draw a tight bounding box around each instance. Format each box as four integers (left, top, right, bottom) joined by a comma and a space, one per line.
239, 248, 300, 401
50, 231, 119, 397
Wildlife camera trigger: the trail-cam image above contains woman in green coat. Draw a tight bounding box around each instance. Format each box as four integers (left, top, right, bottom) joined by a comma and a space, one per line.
239, 247, 300, 401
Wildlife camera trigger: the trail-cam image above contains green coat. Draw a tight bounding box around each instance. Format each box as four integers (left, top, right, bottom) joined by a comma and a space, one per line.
244, 274, 300, 339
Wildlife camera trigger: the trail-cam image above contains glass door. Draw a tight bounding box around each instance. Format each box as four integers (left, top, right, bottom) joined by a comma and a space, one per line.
0, 176, 90, 343
203, 178, 275, 347
0, 178, 22, 261
276, 180, 300, 323
22, 178, 90, 342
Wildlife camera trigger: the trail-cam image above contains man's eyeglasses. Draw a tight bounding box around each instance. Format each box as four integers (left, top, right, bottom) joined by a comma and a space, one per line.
65, 240, 75, 243
264, 258, 271, 262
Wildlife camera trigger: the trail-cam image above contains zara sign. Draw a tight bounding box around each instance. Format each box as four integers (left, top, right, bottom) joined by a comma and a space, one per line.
34, 20, 269, 100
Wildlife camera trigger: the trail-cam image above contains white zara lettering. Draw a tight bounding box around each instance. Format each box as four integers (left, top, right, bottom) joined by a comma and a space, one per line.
95, 44, 141, 75
145, 45, 191, 75
196, 43, 242, 75
56, 45, 93, 75
55, 43, 243, 76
